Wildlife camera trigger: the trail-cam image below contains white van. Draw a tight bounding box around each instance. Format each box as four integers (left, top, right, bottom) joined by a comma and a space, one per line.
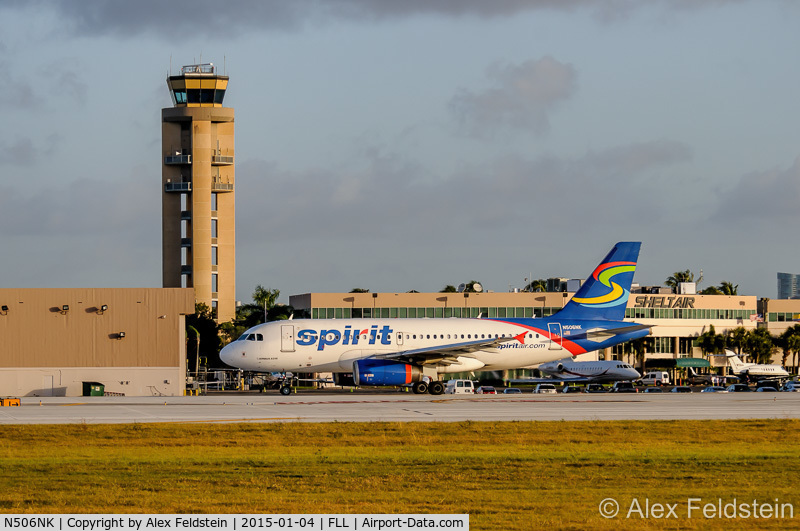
445, 379, 475, 394
640, 371, 671, 386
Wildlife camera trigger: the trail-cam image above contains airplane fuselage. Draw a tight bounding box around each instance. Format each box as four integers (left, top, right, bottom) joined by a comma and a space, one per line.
221, 316, 649, 375
538, 359, 641, 383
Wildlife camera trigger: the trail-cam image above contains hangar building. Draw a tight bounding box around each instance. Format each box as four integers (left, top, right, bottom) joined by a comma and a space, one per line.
0, 288, 193, 397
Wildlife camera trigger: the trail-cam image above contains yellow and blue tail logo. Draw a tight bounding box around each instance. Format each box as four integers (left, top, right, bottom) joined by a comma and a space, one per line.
557, 242, 640, 321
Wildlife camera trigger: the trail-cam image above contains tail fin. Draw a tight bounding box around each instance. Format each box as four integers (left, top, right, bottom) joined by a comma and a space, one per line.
555, 242, 640, 321
725, 350, 744, 371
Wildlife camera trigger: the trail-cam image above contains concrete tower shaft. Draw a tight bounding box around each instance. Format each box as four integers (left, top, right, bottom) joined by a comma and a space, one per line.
162, 63, 235, 323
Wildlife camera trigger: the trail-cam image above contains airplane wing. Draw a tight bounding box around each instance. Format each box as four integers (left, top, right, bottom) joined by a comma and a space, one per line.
371, 335, 519, 367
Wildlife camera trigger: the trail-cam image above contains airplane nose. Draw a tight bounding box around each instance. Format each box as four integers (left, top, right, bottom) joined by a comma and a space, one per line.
220, 344, 235, 366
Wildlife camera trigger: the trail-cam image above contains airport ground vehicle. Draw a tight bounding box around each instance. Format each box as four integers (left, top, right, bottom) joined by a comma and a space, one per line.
533, 383, 558, 394
445, 379, 475, 394
640, 371, 671, 386
475, 386, 496, 394
562, 385, 582, 394
584, 383, 607, 393
726, 384, 751, 392
700, 386, 728, 393
503, 387, 522, 394
670, 386, 692, 393
610, 381, 637, 393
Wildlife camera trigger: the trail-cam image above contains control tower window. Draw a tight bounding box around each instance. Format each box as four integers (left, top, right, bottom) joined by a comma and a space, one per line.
200, 89, 214, 104
187, 89, 201, 104
214, 89, 226, 104
172, 90, 187, 104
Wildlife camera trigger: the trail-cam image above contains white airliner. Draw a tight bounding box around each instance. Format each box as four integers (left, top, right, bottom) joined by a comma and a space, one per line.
725, 350, 790, 381
220, 242, 651, 395
532, 358, 641, 384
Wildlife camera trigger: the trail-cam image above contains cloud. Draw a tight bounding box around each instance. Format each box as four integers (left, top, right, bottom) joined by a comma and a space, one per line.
236, 139, 692, 245
0, 174, 159, 237
6, 0, 754, 39
710, 156, 800, 226
0, 64, 41, 110
449, 57, 577, 138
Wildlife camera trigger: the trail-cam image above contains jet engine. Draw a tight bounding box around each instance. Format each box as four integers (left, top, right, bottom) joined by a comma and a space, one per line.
353, 359, 423, 386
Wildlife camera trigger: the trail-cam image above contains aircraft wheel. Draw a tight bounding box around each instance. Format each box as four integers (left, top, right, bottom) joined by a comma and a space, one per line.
412, 382, 428, 394
428, 381, 445, 395
280, 385, 292, 396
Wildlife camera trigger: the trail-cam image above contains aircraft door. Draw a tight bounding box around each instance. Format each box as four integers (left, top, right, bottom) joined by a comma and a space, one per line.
280, 325, 295, 352
548, 323, 563, 350
396, 331, 404, 346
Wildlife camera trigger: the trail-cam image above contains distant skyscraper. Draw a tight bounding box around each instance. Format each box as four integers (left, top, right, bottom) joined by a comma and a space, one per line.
777, 273, 800, 299
162, 63, 235, 322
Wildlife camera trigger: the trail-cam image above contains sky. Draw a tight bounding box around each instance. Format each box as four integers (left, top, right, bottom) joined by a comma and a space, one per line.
1, 0, 798, 304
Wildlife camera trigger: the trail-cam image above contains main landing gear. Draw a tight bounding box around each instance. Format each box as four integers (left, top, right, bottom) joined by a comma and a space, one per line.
412, 381, 445, 395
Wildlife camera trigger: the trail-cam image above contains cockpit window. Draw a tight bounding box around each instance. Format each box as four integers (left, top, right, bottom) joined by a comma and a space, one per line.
237, 334, 249, 341
247, 334, 257, 341
256, 334, 264, 341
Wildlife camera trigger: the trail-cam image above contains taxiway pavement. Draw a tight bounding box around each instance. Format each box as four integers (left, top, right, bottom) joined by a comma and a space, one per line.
1, 392, 798, 424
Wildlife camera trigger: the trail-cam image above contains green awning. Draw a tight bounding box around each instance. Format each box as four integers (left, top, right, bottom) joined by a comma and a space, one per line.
676, 358, 710, 368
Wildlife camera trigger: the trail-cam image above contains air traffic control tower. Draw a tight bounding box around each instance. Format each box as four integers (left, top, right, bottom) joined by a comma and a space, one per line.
162, 63, 235, 323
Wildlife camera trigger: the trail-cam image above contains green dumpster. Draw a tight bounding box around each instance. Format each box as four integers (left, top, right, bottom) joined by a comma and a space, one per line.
82, 382, 105, 397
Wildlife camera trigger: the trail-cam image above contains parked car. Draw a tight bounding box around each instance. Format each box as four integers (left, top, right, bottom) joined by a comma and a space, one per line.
726, 384, 751, 393
610, 381, 638, 393
475, 386, 496, 394
700, 386, 728, 393
781, 381, 800, 392
756, 381, 780, 392
584, 383, 608, 393
756, 386, 778, 392
643, 387, 663, 393
533, 383, 558, 394
561, 385, 582, 394
503, 387, 522, 394
670, 386, 693, 393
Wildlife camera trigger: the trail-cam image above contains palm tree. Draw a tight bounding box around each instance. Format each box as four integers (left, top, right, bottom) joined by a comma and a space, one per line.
726, 327, 749, 358
700, 286, 722, 295
788, 335, 800, 375
745, 328, 777, 365
440, 285, 457, 293
697, 325, 725, 359
780, 324, 800, 373
629, 336, 650, 375
719, 281, 738, 295
523, 279, 547, 292
665, 270, 694, 291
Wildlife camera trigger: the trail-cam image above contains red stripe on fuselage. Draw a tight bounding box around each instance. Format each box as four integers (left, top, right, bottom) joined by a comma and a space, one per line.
490, 320, 587, 356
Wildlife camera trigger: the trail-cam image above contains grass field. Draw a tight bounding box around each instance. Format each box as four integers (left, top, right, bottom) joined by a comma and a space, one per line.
1, 420, 799, 530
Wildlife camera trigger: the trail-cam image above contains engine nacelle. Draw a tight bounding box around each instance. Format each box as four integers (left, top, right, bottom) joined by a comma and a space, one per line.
353, 359, 423, 386
556, 363, 564, 372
